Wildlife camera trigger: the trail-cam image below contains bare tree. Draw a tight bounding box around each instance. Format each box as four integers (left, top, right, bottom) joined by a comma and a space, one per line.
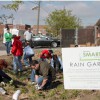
8, 14, 14, 24
0, 14, 15, 24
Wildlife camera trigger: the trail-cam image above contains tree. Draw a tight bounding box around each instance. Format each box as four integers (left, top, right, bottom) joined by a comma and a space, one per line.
45, 9, 82, 36
2, 0, 23, 12
0, 14, 14, 24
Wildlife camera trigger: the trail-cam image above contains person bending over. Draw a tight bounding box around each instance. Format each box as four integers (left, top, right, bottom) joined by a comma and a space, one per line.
0, 59, 13, 84
31, 60, 56, 90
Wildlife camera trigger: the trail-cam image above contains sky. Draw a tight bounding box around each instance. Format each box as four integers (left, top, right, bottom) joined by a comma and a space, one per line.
0, 1, 100, 27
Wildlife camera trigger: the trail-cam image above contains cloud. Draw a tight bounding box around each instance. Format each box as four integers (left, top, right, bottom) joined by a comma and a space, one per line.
38, 1, 100, 26
43, 1, 100, 25
1, 1, 100, 26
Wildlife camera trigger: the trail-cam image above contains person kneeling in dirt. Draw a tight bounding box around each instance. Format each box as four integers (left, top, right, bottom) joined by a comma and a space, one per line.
30, 49, 52, 84
31, 60, 56, 90
50, 54, 63, 72
39, 49, 52, 62
0, 59, 13, 85
40, 49, 63, 72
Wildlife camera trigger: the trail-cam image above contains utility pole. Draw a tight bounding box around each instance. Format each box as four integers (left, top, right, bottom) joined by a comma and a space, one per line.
32, 1, 41, 34
37, 1, 40, 34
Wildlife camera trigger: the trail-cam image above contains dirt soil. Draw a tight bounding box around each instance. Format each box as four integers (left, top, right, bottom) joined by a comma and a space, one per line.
0, 48, 100, 100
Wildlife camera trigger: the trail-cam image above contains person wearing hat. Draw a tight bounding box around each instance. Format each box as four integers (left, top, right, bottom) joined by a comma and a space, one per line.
30, 49, 54, 84
40, 49, 53, 60
40, 49, 63, 71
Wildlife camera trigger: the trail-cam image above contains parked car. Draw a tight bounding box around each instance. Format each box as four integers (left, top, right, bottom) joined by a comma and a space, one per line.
22, 35, 60, 48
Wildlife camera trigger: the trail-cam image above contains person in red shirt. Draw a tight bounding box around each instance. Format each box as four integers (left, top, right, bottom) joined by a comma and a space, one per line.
11, 35, 23, 74
40, 49, 52, 61
40, 49, 63, 72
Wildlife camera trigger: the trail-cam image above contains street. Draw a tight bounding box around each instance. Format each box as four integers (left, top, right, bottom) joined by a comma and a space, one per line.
0, 41, 61, 56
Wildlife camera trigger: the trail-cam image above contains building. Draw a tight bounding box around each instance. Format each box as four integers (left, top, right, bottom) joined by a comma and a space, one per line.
0, 24, 48, 39
0, 24, 25, 39
0, 24, 25, 34
32, 25, 47, 35
95, 19, 100, 27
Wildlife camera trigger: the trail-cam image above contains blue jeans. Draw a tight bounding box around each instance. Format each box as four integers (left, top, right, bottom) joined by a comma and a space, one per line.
30, 69, 35, 82
23, 54, 34, 66
36, 76, 43, 85
30, 70, 46, 83
36, 76, 52, 89
5, 41, 12, 54
13, 56, 23, 73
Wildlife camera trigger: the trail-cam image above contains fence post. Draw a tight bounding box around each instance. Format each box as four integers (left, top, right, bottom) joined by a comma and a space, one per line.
75, 27, 78, 46
60, 28, 62, 48
94, 26, 98, 46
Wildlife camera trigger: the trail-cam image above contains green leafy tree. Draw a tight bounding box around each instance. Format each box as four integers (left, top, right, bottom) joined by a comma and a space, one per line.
46, 9, 82, 36
2, 0, 23, 11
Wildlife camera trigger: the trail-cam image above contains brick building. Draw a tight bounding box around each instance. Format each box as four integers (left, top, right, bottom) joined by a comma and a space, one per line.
0, 24, 25, 35
0, 24, 47, 35
32, 25, 47, 35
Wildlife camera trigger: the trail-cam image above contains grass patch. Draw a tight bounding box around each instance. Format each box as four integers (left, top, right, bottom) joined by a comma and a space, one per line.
0, 48, 99, 100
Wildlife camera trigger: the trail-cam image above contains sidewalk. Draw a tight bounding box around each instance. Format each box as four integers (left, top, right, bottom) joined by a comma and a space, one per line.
0, 50, 6, 56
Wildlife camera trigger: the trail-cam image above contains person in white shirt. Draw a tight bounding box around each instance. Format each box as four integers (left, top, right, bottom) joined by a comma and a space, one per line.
24, 28, 32, 41
24, 28, 33, 47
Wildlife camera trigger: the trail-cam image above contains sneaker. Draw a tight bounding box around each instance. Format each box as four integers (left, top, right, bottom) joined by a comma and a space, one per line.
13, 71, 18, 75
28, 81, 36, 85
9, 80, 13, 85
0, 87, 6, 94
31, 82, 36, 85
18, 69, 23, 72
35, 84, 40, 90
25, 65, 30, 68
18, 69, 21, 72
35, 84, 39, 87
0, 82, 6, 86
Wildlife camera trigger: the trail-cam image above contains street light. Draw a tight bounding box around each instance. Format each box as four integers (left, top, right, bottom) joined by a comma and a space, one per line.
32, 6, 39, 10
32, 1, 40, 34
